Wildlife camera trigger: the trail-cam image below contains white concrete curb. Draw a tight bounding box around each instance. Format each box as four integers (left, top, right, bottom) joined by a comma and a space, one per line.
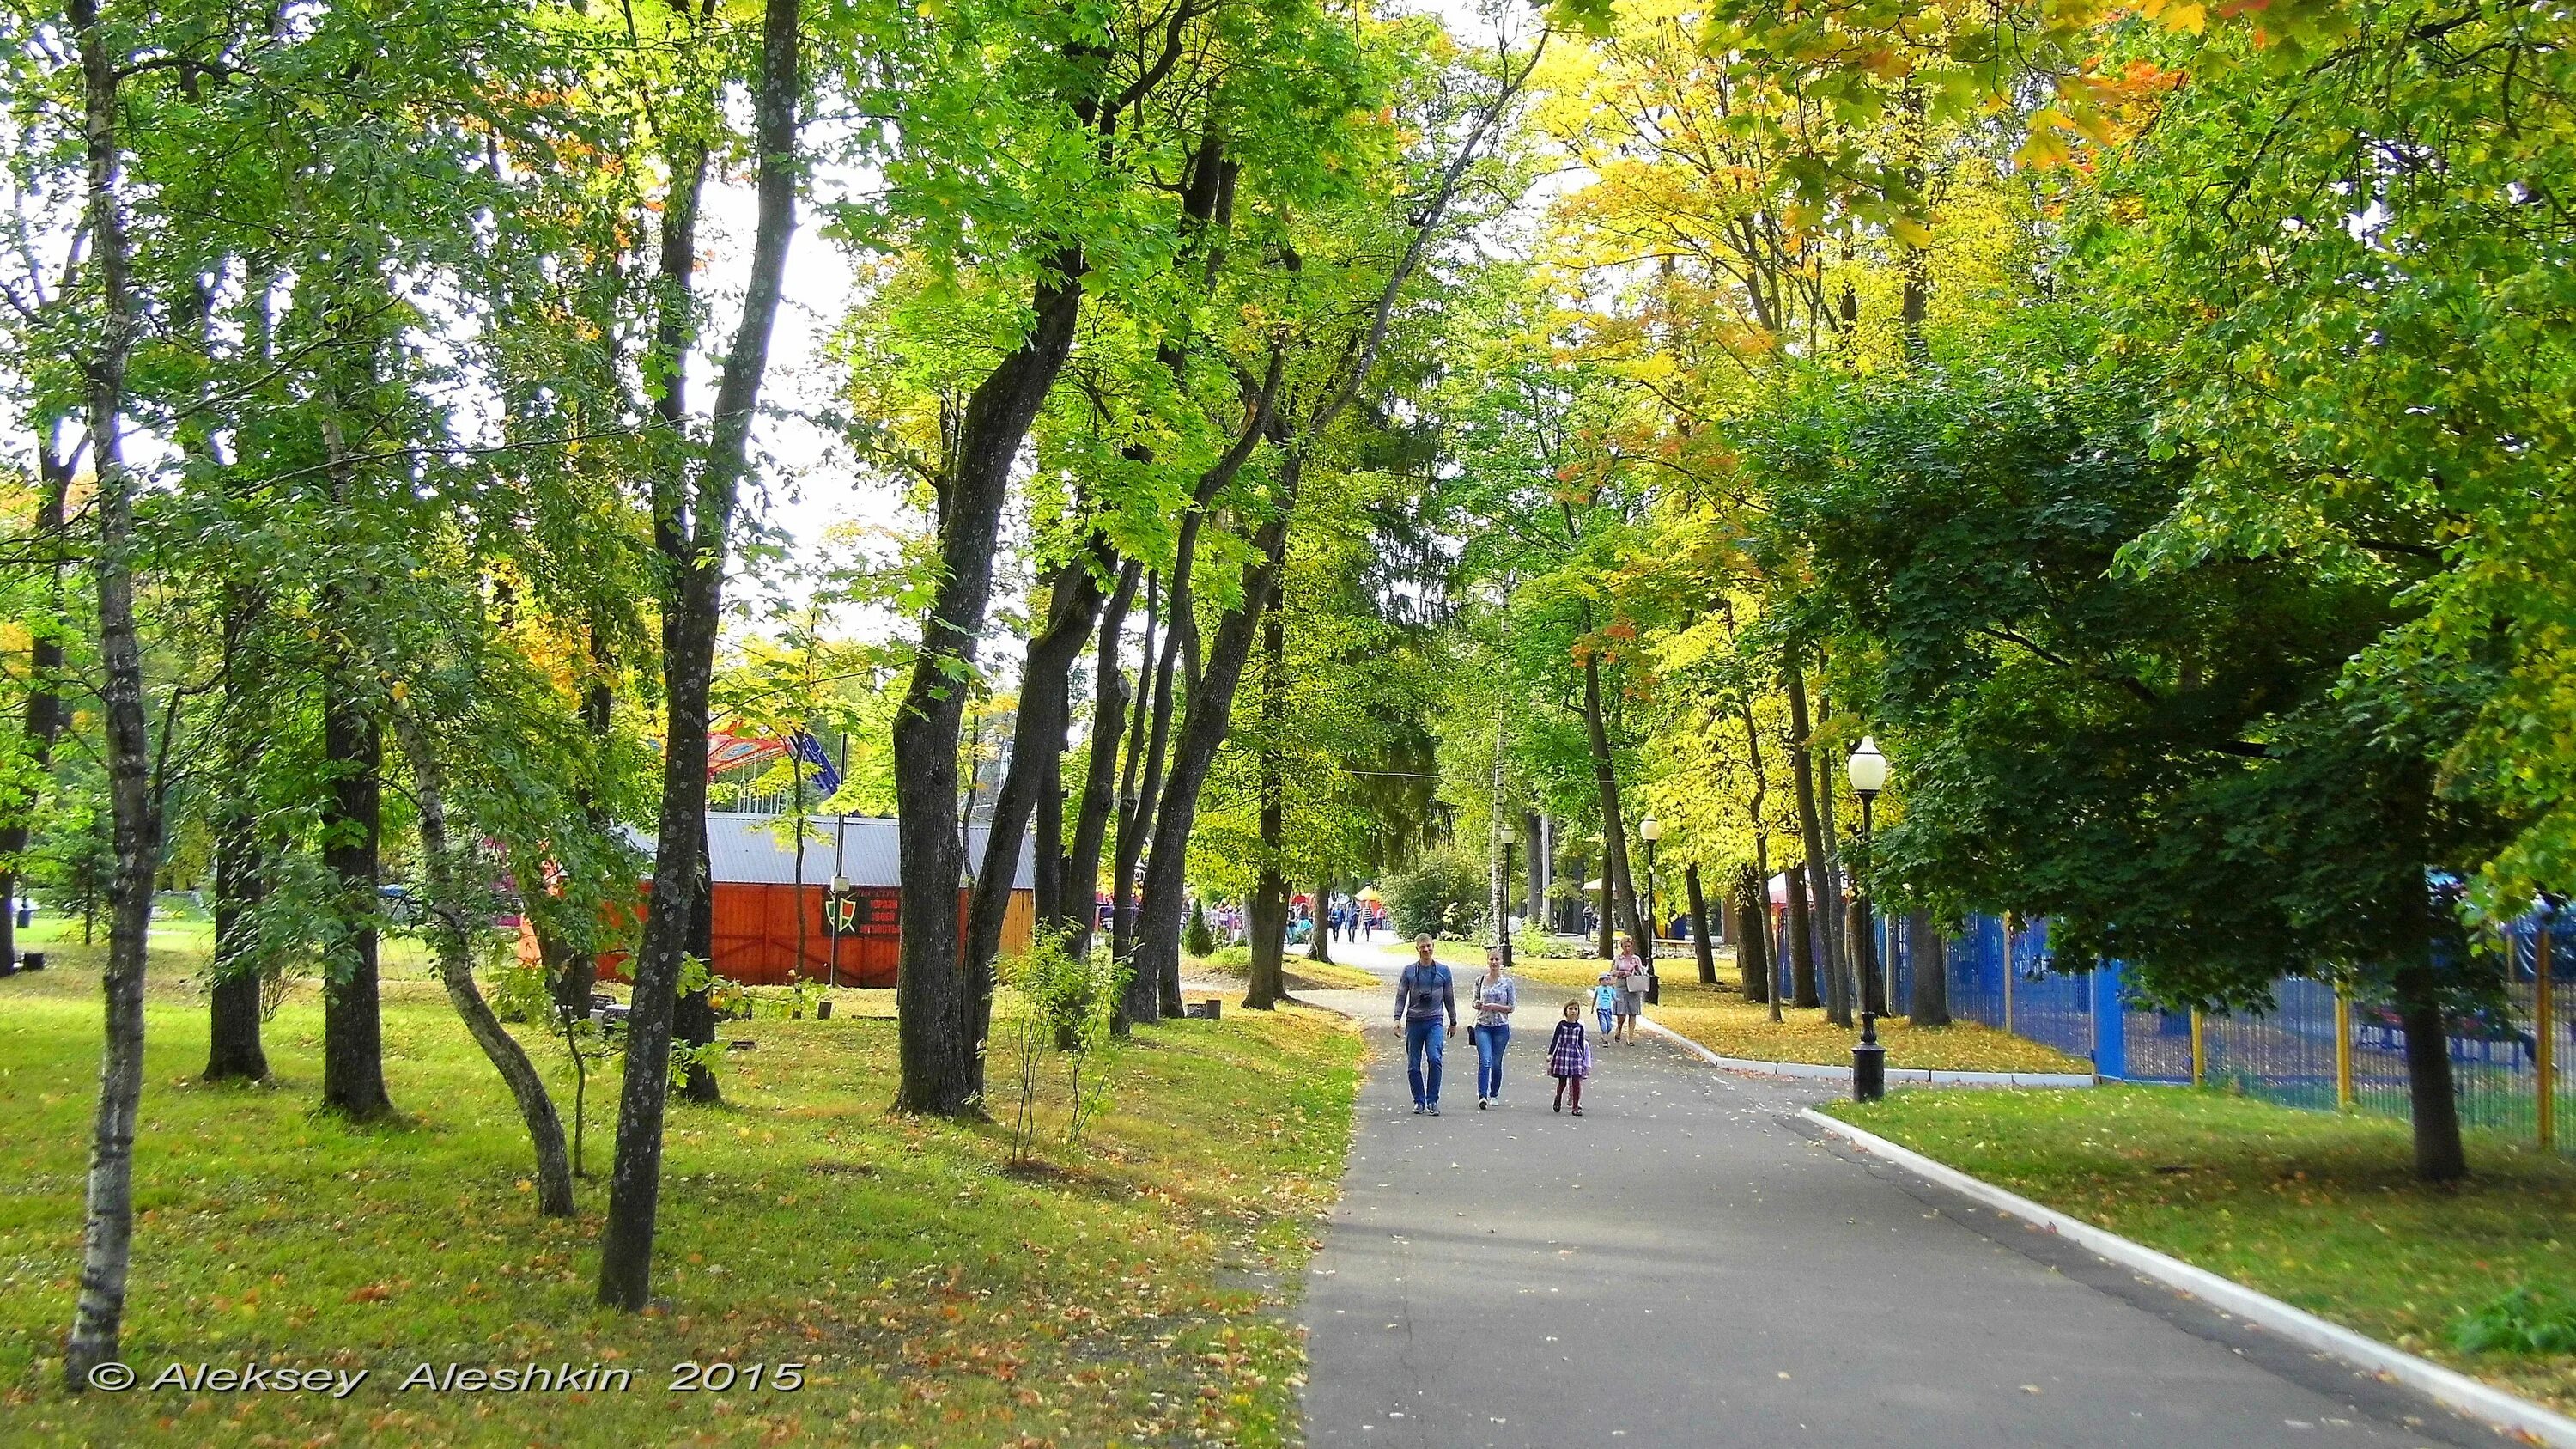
1637, 1017, 2094, 1089
1801, 1107, 2576, 1449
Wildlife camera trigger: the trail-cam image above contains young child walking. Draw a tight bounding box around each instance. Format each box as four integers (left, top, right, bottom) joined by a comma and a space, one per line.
1592, 973, 1617, 1038
1548, 999, 1593, 1116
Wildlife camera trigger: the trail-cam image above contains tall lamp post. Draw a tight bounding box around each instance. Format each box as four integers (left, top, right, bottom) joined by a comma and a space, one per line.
1845, 738, 1889, 1101
1638, 816, 1662, 1004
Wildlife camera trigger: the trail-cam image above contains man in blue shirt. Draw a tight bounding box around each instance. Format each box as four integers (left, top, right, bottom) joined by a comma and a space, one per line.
1394, 935, 1457, 1115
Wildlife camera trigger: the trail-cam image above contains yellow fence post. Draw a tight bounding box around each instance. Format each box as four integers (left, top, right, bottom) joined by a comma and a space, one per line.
2334, 985, 2354, 1111
2190, 1008, 2205, 1088
2539, 923, 2555, 1152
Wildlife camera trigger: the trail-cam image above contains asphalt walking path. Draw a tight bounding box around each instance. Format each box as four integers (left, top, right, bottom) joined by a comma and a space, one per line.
1294, 938, 2503, 1449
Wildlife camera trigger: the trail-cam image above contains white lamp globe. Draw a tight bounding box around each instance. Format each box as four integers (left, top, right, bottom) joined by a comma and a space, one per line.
1846, 738, 1889, 797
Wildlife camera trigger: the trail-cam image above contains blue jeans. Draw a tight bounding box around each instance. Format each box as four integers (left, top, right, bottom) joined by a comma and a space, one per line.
1596, 1008, 1614, 1036
1404, 1018, 1447, 1105
1471, 1022, 1510, 1099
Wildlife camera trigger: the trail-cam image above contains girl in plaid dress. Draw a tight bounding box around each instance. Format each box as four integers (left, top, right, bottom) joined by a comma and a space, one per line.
1547, 999, 1593, 1115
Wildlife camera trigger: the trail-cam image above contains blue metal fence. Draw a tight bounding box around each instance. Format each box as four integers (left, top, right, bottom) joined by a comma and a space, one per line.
1919, 910, 2573, 1152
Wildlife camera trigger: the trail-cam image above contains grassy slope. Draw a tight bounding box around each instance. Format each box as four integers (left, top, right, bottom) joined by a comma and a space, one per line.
1828, 1087, 2576, 1412
1185, 947, 1380, 994
1493, 948, 2087, 1075
0, 941, 1360, 1447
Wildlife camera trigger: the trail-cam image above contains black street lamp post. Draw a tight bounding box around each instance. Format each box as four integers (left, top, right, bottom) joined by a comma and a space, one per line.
1846, 738, 1889, 1103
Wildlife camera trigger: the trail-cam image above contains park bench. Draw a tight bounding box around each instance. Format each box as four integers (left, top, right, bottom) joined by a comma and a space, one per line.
587, 992, 631, 1035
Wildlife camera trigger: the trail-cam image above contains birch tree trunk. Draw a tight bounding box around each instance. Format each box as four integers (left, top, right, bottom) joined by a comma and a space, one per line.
64, 0, 155, 1382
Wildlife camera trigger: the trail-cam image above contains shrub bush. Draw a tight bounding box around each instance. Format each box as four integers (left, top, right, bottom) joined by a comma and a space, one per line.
997, 929, 1127, 1163
1382, 849, 1486, 941
1183, 899, 1216, 957
2457, 1287, 2576, 1355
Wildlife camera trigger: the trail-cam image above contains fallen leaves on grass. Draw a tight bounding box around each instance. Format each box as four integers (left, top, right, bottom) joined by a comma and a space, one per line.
1833, 1087, 2576, 1414
1511, 959, 2087, 1073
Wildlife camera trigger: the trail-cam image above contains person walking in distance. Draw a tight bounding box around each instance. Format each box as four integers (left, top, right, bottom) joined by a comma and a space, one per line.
1470, 947, 1516, 1109
1611, 935, 1647, 1043
1394, 935, 1457, 1115
1547, 1000, 1593, 1115
1593, 972, 1618, 1038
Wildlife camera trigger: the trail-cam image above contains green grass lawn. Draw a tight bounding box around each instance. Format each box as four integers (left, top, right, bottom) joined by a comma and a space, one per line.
1827, 1087, 2576, 1413
0, 939, 1362, 1446
1502, 951, 2087, 1075
1185, 946, 1381, 993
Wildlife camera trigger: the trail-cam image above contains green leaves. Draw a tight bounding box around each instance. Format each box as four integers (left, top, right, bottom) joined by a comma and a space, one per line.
2086, 0, 2576, 912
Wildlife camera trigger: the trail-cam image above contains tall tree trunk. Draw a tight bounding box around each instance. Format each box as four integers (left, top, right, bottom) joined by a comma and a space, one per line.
395, 715, 574, 1216
1579, 647, 1650, 951
205, 843, 266, 1080
1118, 583, 1184, 1025
1033, 747, 1064, 926
893, 255, 1085, 1113
1128, 506, 1294, 1008
1686, 864, 1716, 986
894, 317, 1082, 1103
1783, 661, 1846, 1026
598, 0, 800, 1308
1784, 861, 1821, 1009
2395, 898, 2467, 1182
1244, 594, 1290, 1010
1734, 695, 1774, 1008
1109, 571, 1157, 1003
204, 591, 267, 1082
64, 0, 155, 1382
1244, 873, 1289, 1010
963, 552, 1109, 1090
319, 679, 392, 1119
1905, 910, 1948, 1025
1733, 864, 1772, 1011
1114, 367, 1280, 1025
1064, 561, 1139, 963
